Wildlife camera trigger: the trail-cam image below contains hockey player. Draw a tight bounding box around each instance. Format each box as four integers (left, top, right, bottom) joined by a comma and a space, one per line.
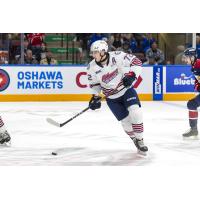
183, 47, 200, 138
0, 116, 11, 144
87, 40, 148, 154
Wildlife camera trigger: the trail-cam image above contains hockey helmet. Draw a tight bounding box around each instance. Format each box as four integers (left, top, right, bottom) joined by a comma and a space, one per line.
90, 40, 108, 54
184, 47, 197, 57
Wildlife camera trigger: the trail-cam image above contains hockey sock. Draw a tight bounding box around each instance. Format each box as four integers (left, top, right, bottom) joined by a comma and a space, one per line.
121, 115, 135, 139
128, 105, 144, 140
189, 110, 198, 130
132, 124, 143, 140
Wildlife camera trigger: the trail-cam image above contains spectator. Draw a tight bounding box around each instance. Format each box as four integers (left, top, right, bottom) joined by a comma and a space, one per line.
143, 33, 156, 52
12, 40, 29, 64
27, 33, 45, 48
0, 51, 8, 64
88, 33, 107, 47
196, 35, 200, 59
145, 42, 165, 64
110, 34, 122, 51
40, 50, 58, 65
27, 33, 45, 60
175, 45, 186, 64
76, 33, 91, 52
35, 42, 47, 63
130, 34, 146, 63
131, 34, 145, 53
118, 41, 132, 54
23, 49, 38, 64
121, 33, 133, 43
76, 34, 92, 63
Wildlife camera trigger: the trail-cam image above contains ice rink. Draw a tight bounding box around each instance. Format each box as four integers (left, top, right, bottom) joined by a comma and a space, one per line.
0, 101, 200, 166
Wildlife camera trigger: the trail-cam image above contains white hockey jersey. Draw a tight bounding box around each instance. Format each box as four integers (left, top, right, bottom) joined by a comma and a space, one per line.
87, 51, 142, 99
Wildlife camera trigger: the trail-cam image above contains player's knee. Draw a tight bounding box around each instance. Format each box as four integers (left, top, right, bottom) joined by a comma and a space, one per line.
187, 99, 198, 110
121, 115, 132, 131
127, 104, 143, 124
121, 115, 129, 126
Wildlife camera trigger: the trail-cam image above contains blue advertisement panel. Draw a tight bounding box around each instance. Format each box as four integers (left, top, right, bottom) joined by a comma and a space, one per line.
153, 65, 163, 100
166, 66, 195, 93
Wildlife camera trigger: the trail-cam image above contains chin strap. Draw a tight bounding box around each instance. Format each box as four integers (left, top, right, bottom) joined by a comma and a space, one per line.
95, 52, 109, 67
100, 52, 109, 63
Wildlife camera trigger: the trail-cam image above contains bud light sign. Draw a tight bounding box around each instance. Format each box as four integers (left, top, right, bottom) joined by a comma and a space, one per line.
166, 66, 195, 92
153, 65, 163, 100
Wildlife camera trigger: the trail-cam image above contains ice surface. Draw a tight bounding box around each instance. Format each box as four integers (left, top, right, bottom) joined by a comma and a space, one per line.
0, 101, 200, 166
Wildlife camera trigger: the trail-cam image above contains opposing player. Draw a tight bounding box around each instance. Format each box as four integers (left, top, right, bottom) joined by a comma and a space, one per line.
87, 40, 148, 155
0, 116, 11, 144
183, 47, 200, 138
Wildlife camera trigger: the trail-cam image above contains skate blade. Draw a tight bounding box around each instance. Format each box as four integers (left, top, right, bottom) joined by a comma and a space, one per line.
0, 141, 11, 147
182, 135, 199, 140
137, 150, 147, 157
0, 143, 11, 148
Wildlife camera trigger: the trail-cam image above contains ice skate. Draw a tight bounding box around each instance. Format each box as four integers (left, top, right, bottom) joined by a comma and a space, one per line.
133, 138, 148, 156
182, 128, 198, 140
0, 130, 11, 145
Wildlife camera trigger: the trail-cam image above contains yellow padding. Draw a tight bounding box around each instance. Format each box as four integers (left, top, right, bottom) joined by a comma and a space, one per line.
138, 94, 153, 101
0, 94, 153, 102
163, 93, 196, 101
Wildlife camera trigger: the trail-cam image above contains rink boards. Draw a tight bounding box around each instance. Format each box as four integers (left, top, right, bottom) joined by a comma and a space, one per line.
0, 65, 196, 101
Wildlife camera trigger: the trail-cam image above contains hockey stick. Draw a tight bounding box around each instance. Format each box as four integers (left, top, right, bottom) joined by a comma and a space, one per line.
46, 95, 107, 128
46, 86, 125, 128
46, 106, 91, 127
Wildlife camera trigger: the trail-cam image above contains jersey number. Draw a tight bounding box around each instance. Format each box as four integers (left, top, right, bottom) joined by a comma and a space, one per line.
88, 74, 92, 81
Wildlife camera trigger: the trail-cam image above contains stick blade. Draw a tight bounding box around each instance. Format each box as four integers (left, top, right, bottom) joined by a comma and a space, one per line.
46, 118, 61, 127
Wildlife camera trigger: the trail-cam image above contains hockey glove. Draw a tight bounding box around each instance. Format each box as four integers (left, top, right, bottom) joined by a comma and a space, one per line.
122, 72, 136, 88
89, 95, 101, 110
195, 80, 200, 92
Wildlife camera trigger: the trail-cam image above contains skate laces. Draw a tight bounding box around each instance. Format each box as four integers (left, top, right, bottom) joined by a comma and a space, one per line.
134, 138, 145, 147
184, 129, 191, 134
185, 128, 197, 134
137, 139, 145, 147
0, 131, 9, 139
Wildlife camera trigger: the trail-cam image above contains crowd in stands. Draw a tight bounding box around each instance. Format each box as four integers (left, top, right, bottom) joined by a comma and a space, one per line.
4, 33, 200, 65
173, 34, 200, 65
76, 33, 165, 65
9, 33, 57, 65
